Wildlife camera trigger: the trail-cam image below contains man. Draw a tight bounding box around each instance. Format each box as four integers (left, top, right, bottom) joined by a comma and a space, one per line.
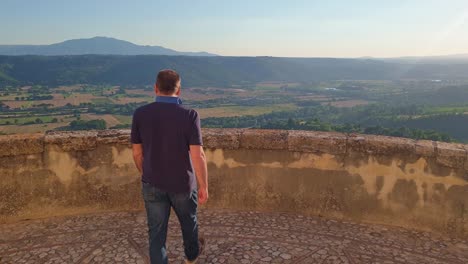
131, 69, 208, 264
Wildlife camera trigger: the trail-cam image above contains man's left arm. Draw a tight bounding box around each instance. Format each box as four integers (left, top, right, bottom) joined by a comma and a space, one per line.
132, 144, 143, 174
130, 110, 143, 174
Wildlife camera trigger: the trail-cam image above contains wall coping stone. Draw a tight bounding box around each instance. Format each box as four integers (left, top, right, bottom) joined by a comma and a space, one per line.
436, 141, 467, 169
240, 129, 289, 150
45, 130, 98, 152
347, 134, 416, 156
0, 133, 44, 157
97, 129, 131, 145
288, 130, 347, 155
203, 128, 244, 149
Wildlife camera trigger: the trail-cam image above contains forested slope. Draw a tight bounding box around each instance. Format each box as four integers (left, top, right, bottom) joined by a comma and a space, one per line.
2, 55, 468, 86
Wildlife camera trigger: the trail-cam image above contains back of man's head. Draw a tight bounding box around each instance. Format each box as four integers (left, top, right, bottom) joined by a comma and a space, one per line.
156, 69, 181, 95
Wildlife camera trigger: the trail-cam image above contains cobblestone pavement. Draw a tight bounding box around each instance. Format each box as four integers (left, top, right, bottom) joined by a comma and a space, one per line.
1, 209, 468, 264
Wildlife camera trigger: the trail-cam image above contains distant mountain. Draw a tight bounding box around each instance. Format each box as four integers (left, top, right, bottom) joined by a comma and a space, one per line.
0, 37, 217, 56
377, 54, 468, 64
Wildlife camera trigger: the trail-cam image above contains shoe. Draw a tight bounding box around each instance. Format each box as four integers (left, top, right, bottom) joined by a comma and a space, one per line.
185, 237, 205, 264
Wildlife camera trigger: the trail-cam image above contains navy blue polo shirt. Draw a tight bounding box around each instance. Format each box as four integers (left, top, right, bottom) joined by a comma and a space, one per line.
131, 96, 203, 193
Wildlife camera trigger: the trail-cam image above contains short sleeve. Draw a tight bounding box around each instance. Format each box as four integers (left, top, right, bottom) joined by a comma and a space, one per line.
131, 110, 142, 144
188, 111, 203, 146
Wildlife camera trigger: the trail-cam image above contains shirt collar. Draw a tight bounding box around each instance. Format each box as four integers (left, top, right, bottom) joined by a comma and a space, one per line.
155, 96, 182, 105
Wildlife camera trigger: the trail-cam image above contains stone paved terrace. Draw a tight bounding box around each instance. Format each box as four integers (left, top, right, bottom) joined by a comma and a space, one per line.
1, 209, 468, 264
2, 129, 468, 263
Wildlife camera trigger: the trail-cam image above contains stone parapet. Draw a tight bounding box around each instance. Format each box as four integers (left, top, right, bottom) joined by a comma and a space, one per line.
1, 128, 468, 237
1, 129, 466, 170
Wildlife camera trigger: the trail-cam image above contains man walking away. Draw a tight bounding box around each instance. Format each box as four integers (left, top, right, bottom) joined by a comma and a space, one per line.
131, 69, 209, 264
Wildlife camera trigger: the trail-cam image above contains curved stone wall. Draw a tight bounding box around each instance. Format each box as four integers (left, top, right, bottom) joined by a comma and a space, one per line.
1, 129, 467, 237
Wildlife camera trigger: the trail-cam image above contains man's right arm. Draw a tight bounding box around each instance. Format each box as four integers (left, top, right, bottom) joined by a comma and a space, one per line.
190, 145, 209, 204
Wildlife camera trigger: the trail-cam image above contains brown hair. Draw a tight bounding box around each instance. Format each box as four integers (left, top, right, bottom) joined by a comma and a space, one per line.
156, 69, 181, 94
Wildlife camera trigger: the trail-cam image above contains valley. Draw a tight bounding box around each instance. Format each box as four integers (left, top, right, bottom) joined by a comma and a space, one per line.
2, 78, 468, 143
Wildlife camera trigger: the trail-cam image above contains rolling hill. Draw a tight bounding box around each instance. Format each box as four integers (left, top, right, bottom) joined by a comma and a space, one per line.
0, 37, 216, 56
1, 55, 468, 87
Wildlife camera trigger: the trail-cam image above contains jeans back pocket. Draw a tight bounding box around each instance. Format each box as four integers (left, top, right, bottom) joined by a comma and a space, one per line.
142, 182, 163, 202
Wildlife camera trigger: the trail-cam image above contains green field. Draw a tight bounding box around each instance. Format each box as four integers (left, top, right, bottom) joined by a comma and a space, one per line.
91, 98, 114, 104
425, 105, 468, 114
114, 115, 132, 124
0, 115, 62, 125
196, 104, 298, 118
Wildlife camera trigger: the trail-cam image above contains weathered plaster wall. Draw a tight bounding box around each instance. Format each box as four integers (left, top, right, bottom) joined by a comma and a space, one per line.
0, 130, 142, 222
1, 129, 467, 237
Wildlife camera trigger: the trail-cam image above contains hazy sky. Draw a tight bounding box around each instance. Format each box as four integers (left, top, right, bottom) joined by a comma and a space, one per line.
1, 0, 468, 57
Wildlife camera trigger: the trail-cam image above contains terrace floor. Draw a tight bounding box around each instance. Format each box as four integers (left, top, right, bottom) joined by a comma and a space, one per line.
1, 209, 468, 264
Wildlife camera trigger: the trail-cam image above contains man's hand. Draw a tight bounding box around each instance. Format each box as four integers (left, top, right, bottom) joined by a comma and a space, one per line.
198, 186, 209, 204
132, 144, 143, 174
190, 145, 209, 205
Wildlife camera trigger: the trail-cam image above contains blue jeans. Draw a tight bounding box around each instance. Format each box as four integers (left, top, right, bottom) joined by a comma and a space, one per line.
142, 182, 200, 264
